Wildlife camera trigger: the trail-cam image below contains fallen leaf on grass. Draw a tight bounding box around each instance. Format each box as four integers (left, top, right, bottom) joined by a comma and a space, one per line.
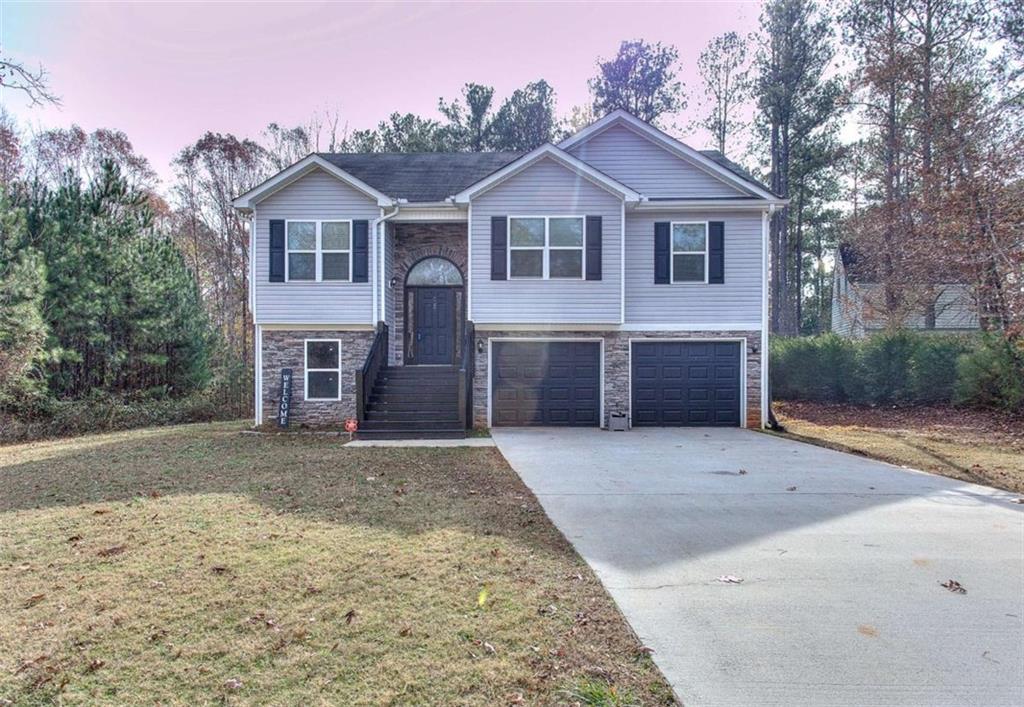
84, 659, 104, 673
344, 609, 357, 624
477, 586, 489, 608
96, 545, 126, 558
14, 655, 48, 674
23, 593, 46, 608
940, 579, 967, 594
716, 575, 744, 584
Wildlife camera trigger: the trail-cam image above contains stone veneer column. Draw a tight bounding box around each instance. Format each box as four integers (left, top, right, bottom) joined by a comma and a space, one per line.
260, 329, 374, 427
387, 223, 468, 365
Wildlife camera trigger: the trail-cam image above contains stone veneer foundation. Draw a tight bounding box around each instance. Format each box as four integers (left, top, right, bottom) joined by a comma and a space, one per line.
260, 329, 374, 427
471, 330, 763, 430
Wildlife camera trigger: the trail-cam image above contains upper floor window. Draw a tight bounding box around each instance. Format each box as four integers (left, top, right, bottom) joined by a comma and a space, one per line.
671, 222, 708, 283
509, 216, 584, 280
286, 220, 351, 282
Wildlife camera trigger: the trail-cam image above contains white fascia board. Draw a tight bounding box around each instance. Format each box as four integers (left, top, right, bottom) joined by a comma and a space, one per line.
452, 143, 641, 204
232, 154, 395, 210
559, 109, 782, 203
632, 199, 787, 211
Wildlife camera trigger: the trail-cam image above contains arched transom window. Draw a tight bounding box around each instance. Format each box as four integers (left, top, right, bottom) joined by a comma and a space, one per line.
406, 257, 463, 286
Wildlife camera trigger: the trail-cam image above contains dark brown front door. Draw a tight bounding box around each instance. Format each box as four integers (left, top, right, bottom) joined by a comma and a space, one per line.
410, 287, 456, 364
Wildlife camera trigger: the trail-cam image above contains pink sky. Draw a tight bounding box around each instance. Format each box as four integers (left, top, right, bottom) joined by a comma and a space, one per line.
2, 1, 762, 187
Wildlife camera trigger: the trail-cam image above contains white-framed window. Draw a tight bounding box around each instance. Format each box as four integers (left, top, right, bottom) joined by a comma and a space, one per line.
508, 215, 585, 280
304, 339, 341, 400
671, 221, 708, 284
286, 220, 352, 282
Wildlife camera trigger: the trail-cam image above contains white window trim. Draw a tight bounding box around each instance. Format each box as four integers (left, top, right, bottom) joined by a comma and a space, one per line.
285, 219, 353, 283
670, 220, 709, 285
304, 338, 342, 401
507, 215, 586, 281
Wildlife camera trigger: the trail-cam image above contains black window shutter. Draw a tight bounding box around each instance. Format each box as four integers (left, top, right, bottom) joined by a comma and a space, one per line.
654, 222, 670, 284
269, 219, 285, 282
585, 215, 602, 281
491, 216, 507, 280
708, 221, 725, 284
352, 220, 369, 282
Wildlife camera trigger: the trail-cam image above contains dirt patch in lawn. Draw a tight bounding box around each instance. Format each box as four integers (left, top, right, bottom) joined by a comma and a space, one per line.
0, 422, 674, 705
776, 402, 1024, 494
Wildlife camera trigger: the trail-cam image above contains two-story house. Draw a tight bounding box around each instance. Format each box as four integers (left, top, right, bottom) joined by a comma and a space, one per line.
233, 110, 785, 438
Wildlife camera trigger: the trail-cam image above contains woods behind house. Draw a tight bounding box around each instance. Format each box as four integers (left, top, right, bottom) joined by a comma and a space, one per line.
1, 0, 1021, 441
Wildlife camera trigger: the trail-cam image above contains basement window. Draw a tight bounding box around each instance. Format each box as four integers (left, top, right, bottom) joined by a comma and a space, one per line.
304, 339, 341, 400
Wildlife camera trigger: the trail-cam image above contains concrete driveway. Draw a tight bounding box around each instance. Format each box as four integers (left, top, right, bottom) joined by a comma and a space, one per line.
491, 427, 1024, 706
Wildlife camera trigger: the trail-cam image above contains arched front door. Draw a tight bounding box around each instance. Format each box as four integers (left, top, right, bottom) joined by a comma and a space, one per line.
404, 257, 465, 365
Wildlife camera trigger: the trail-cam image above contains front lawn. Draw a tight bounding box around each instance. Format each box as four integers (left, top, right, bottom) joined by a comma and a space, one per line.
775, 401, 1024, 494
0, 423, 673, 705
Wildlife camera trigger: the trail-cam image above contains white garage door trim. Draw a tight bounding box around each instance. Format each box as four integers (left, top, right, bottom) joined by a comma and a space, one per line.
487, 337, 605, 428
628, 337, 747, 429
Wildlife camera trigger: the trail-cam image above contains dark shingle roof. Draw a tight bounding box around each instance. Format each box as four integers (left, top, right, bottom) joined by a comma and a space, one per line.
316, 148, 777, 202
318, 152, 522, 202
698, 150, 778, 197
839, 242, 968, 284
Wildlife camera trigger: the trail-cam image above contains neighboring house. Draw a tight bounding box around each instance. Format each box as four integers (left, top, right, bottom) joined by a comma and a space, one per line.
232, 110, 786, 438
831, 243, 980, 338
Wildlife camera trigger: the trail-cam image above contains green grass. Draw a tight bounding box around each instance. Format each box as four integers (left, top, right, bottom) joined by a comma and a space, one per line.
0, 422, 674, 705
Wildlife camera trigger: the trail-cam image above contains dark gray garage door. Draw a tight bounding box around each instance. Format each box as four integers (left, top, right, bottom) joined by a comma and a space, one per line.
631, 341, 741, 426
492, 341, 600, 426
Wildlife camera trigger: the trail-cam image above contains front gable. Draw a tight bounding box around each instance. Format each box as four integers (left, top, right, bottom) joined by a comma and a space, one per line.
567, 124, 750, 199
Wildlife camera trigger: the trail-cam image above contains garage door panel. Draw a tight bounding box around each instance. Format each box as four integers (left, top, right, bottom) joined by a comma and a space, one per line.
493, 341, 601, 427
632, 341, 741, 427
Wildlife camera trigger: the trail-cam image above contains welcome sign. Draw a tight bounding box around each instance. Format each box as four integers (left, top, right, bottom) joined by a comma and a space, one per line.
277, 368, 293, 428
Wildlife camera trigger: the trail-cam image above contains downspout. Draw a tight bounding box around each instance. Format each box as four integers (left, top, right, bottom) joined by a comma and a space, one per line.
374, 203, 401, 328
764, 203, 784, 431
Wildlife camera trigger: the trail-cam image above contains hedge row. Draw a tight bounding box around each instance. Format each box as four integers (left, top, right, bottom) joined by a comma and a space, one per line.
771, 331, 1024, 410
0, 392, 235, 445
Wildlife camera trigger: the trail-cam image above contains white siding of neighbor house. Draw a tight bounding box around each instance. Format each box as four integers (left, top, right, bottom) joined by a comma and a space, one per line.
469, 157, 623, 324
831, 259, 858, 337
624, 210, 763, 328
566, 124, 750, 198
853, 283, 979, 335
253, 168, 379, 325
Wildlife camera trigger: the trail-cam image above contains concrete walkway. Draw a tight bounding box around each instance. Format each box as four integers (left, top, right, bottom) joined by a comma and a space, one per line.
492, 427, 1024, 706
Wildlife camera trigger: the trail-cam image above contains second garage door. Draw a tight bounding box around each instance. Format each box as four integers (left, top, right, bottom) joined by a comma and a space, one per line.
631, 341, 742, 426
492, 341, 600, 426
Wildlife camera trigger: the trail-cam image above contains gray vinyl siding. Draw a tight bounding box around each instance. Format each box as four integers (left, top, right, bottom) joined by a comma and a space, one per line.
253, 169, 379, 325
625, 211, 763, 327
567, 124, 749, 198
470, 157, 622, 324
